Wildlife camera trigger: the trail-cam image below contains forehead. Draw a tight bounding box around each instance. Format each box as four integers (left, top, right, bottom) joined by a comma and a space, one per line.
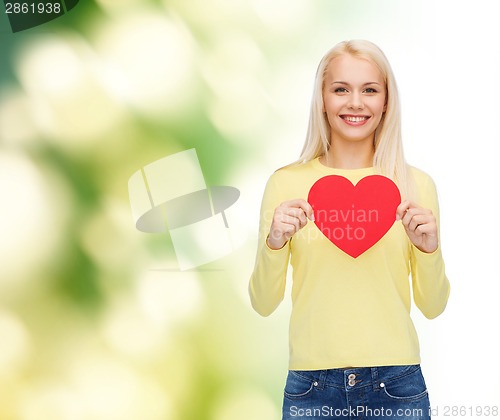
325, 54, 384, 84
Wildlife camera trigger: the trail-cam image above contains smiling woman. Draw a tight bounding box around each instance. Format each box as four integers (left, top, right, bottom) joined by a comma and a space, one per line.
322, 54, 387, 153
249, 40, 450, 420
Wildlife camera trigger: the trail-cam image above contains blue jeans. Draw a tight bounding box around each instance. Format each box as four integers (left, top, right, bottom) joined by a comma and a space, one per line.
282, 365, 431, 419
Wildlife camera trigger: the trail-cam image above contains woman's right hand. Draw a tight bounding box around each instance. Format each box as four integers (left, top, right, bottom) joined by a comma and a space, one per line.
267, 199, 315, 250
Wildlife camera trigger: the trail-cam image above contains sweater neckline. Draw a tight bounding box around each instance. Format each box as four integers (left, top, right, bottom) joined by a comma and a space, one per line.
311, 157, 375, 176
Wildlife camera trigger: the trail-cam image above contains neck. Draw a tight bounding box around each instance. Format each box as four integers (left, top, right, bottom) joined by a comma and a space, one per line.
321, 138, 374, 169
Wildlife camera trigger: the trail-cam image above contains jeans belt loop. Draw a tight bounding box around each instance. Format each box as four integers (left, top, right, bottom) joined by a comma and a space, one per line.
371, 367, 380, 391
316, 370, 328, 390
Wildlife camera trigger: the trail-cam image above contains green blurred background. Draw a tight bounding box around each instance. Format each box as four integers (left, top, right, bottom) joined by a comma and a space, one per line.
1, 0, 499, 419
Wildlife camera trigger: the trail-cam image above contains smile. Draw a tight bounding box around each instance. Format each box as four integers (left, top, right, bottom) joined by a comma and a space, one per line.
340, 115, 370, 125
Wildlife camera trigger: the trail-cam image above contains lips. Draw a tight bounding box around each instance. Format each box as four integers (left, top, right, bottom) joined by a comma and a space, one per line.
340, 115, 370, 125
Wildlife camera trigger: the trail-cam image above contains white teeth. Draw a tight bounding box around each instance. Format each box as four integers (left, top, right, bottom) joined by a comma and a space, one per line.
343, 116, 367, 122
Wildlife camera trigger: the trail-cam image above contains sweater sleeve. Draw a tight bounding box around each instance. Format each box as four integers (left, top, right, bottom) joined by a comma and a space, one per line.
410, 174, 451, 319
248, 173, 291, 317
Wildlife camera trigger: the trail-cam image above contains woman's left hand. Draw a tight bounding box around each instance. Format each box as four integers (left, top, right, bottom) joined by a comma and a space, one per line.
396, 200, 438, 253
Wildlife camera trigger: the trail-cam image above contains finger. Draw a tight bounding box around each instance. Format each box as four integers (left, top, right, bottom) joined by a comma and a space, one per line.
283, 207, 308, 227
301, 201, 315, 221
400, 208, 416, 228
395, 200, 410, 221
278, 214, 301, 233
396, 200, 423, 221
287, 199, 315, 221
407, 214, 433, 232
401, 207, 429, 228
281, 225, 295, 241
415, 224, 437, 236
275, 209, 306, 232
267, 222, 296, 249
414, 221, 437, 236
269, 220, 296, 243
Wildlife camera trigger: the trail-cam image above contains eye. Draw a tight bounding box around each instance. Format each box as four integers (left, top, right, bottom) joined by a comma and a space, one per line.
334, 87, 348, 93
364, 87, 378, 93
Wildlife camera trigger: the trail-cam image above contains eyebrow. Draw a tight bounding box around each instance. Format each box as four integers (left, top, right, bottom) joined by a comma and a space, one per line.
331, 81, 382, 86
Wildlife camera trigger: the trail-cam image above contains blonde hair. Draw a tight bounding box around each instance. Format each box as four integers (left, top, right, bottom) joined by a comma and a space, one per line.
296, 39, 414, 199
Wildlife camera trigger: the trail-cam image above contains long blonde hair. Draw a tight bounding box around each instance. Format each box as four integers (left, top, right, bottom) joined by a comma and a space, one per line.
296, 39, 414, 199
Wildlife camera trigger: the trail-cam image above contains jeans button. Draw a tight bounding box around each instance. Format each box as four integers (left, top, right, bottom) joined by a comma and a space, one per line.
348, 374, 356, 380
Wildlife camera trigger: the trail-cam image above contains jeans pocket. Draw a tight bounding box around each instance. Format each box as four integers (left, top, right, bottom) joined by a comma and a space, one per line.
380, 367, 428, 402
381, 366, 429, 402
382, 385, 428, 401
283, 371, 316, 400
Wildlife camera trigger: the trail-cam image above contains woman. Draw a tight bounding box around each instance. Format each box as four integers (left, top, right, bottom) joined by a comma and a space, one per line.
248, 40, 450, 419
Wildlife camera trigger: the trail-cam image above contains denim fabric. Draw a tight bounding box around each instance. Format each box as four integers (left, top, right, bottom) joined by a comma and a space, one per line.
282, 365, 431, 419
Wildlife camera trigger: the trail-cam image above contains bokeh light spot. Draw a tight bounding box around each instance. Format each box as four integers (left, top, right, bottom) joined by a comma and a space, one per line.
15, 35, 125, 147
0, 311, 31, 377
95, 11, 196, 117
0, 152, 68, 290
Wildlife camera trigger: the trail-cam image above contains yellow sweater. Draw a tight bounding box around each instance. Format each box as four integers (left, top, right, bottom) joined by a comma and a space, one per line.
249, 158, 450, 370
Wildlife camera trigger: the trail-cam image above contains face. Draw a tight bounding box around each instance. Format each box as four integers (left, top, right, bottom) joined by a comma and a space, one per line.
322, 54, 386, 147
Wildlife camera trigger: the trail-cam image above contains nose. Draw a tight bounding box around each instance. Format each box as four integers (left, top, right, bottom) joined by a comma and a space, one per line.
348, 92, 364, 110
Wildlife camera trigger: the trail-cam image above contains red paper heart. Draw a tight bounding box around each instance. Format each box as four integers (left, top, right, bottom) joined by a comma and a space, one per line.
308, 175, 401, 258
